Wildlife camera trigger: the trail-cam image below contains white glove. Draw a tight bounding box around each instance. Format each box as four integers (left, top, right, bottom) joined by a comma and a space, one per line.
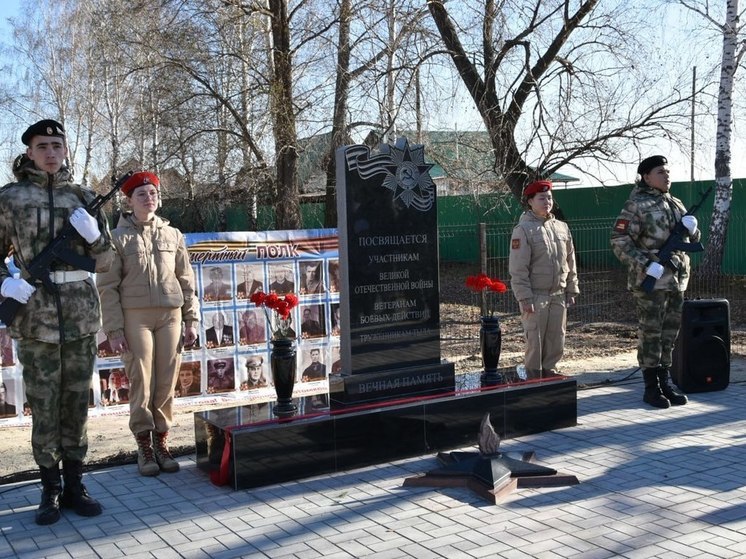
645, 262, 664, 279
70, 208, 101, 244
681, 215, 697, 235
1, 277, 36, 304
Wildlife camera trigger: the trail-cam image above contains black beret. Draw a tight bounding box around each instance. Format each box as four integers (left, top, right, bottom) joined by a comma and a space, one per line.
637, 155, 667, 176
21, 119, 65, 146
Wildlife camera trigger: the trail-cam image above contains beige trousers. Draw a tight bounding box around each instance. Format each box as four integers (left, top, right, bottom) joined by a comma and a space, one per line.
520, 293, 567, 377
122, 307, 182, 435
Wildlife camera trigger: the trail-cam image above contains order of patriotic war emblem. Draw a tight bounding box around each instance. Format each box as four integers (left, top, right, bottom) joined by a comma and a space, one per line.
345, 138, 436, 212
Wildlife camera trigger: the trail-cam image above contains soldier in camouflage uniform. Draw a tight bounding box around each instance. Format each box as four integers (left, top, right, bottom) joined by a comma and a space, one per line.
0, 119, 113, 525
610, 155, 699, 409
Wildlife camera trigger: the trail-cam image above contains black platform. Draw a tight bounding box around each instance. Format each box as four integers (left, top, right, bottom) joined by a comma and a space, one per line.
194, 371, 577, 490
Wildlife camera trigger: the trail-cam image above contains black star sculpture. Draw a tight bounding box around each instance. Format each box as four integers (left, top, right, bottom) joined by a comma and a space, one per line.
404, 413, 578, 504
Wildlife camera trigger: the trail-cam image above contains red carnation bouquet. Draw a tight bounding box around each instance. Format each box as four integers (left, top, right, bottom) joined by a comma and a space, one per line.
465, 273, 508, 317
249, 291, 299, 340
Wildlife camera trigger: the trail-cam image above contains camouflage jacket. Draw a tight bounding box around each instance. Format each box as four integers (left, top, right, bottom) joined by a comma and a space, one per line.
0, 162, 114, 343
97, 213, 199, 339
508, 210, 579, 302
610, 183, 701, 292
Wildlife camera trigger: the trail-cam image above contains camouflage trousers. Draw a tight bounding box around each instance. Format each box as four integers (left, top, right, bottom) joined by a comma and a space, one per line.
632, 289, 684, 369
18, 335, 97, 468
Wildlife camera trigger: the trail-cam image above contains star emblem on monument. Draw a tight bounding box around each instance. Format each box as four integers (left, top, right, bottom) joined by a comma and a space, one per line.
380, 139, 436, 211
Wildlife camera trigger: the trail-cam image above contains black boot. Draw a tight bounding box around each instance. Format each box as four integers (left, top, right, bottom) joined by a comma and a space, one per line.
657, 367, 688, 406
60, 460, 102, 517
35, 465, 62, 525
642, 368, 670, 409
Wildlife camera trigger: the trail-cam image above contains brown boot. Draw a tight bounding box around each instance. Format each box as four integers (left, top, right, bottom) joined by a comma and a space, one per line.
135, 431, 160, 476
152, 431, 180, 473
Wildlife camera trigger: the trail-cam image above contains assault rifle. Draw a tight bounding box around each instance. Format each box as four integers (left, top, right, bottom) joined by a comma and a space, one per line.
0, 171, 132, 326
640, 185, 714, 293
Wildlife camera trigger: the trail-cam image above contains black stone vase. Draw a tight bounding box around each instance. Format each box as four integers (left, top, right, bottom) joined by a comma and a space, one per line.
480, 315, 503, 386
270, 338, 298, 417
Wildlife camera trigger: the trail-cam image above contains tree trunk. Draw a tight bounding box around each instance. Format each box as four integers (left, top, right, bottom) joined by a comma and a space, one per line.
269, 0, 302, 230
427, 0, 598, 202
701, 0, 739, 275
324, 0, 352, 228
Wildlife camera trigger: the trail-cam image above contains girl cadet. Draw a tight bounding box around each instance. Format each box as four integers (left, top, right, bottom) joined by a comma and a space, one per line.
97, 171, 199, 476
509, 179, 580, 379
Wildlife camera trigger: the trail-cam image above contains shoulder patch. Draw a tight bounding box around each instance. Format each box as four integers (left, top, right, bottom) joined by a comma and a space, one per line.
613, 219, 629, 233
511, 238, 521, 250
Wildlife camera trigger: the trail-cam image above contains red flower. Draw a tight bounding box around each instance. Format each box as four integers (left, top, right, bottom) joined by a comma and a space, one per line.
465, 273, 507, 294
249, 292, 267, 306
250, 290, 300, 333
465, 273, 508, 317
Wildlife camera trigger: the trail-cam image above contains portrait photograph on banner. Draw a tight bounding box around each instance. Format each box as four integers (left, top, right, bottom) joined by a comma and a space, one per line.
175, 361, 202, 398
235, 264, 264, 299
203, 309, 236, 349
206, 357, 236, 394
0, 375, 18, 418
237, 308, 267, 346
203, 264, 234, 303
0, 229, 338, 424
267, 262, 295, 295
238, 353, 272, 391
98, 368, 130, 407
299, 260, 325, 295
300, 345, 328, 383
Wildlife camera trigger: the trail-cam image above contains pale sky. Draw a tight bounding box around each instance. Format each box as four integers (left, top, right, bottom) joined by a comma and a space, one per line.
0, 1, 20, 32
0, 0, 741, 187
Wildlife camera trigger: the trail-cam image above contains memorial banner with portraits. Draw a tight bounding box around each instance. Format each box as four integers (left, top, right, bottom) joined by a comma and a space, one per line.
0, 229, 338, 424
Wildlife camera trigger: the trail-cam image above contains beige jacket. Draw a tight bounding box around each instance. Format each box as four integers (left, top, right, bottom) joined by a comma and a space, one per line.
97, 213, 199, 337
509, 210, 579, 302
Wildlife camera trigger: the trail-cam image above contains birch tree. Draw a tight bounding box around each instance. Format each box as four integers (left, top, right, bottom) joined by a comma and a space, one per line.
679, 0, 746, 274
5, 1, 99, 184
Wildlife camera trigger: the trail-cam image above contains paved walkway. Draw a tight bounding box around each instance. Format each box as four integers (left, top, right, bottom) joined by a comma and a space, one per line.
1, 376, 746, 559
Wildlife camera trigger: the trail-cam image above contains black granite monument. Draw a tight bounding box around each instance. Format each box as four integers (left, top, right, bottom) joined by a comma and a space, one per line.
191, 139, 580, 492
332, 137, 455, 406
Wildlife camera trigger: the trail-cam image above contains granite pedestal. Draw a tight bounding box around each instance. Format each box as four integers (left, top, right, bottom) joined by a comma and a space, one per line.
194, 371, 577, 490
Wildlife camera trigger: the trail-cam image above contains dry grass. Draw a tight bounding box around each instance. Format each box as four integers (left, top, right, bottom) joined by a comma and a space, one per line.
436, 261, 743, 374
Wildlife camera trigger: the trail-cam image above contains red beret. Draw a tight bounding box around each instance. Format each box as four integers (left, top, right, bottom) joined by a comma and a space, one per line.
120, 171, 160, 197
523, 179, 552, 197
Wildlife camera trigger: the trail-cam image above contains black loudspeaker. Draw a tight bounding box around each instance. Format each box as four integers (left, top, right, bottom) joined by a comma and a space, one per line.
671, 299, 730, 393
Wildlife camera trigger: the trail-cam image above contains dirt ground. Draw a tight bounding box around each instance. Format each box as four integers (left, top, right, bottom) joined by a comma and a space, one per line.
0, 262, 694, 484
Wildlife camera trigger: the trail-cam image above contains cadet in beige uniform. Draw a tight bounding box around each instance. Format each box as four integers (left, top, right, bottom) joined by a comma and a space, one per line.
509, 180, 579, 379
97, 172, 199, 476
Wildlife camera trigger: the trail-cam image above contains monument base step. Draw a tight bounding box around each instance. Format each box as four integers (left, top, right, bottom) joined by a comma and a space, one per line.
329, 361, 456, 408
194, 372, 577, 490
